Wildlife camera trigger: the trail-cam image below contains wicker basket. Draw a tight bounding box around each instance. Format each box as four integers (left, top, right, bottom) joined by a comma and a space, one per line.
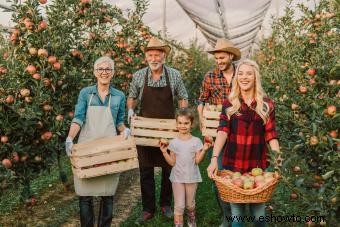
214, 170, 280, 203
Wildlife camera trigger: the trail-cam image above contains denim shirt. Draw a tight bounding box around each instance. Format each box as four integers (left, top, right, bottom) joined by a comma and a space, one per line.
72, 84, 126, 129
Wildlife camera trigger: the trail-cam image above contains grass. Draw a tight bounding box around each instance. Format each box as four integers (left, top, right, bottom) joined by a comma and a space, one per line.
0, 155, 73, 215
120, 128, 221, 226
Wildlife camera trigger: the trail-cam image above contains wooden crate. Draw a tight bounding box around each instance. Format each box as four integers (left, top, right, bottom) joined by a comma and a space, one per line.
131, 116, 178, 147
202, 107, 221, 138
70, 136, 138, 179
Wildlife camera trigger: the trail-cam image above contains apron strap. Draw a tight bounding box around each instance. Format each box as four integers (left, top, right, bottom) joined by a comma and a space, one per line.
88, 94, 94, 106
108, 94, 111, 109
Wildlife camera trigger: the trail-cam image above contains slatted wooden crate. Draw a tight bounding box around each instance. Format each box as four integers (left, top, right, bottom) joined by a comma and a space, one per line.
202, 105, 221, 138
131, 116, 178, 147
70, 136, 138, 179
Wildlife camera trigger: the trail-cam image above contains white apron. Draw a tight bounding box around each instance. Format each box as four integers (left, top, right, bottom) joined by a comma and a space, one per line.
74, 94, 120, 196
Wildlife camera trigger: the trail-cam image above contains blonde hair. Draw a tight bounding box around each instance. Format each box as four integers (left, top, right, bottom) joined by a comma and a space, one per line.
226, 59, 270, 123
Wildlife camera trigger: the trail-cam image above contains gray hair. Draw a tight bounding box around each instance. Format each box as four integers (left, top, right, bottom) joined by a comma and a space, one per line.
94, 56, 115, 72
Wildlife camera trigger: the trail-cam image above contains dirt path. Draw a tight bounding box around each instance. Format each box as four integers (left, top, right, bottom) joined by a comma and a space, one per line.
0, 169, 141, 227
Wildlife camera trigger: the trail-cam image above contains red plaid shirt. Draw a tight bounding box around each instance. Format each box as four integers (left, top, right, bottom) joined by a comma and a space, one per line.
198, 65, 235, 105
217, 98, 278, 173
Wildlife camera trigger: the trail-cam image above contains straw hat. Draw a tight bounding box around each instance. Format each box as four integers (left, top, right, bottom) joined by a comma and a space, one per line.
143, 37, 171, 55
207, 38, 241, 60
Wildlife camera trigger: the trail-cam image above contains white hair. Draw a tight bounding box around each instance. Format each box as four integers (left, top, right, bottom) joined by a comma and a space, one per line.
94, 56, 115, 71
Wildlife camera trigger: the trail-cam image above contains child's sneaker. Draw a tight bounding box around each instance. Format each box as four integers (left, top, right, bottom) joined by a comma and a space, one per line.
187, 209, 197, 227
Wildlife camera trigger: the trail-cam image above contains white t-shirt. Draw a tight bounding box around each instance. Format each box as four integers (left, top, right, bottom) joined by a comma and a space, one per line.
168, 136, 203, 183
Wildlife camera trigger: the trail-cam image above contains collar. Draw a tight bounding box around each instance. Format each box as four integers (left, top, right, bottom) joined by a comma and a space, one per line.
240, 97, 257, 108
89, 84, 116, 95
148, 65, 166, 80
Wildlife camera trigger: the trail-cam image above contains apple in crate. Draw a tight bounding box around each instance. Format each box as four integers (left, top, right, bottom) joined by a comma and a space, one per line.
159, 138, 169, 147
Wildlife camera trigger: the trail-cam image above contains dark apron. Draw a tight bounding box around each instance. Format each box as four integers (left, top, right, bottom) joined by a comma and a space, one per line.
137, 68, 175, 167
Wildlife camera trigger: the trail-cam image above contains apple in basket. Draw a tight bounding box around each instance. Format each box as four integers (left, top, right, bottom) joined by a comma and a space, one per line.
251, 167, 263, 176
243, 179, 255, 190
232, 178, 243, 188
159, 138, 169, 147
232, 172, 242, 179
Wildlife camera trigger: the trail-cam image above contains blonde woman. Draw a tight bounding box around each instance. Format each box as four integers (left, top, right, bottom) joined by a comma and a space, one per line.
207, 59, 281, 227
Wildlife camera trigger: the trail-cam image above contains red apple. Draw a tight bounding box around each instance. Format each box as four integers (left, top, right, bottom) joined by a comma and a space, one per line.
43, 104, 52, 112
32, 73, 41, 80
291, 103, 299, 110
12, 152, 19, 163
290, 193, 298, 200
326, 105, 336, 116
329, 130, 338, 138
5, 95, 14, 104
53, 62, 61, 70
28, 47, 38, 55
1, 159, 12, 169
55, 114, 64, 121
204, 136, 213, 144
1, 136, 9, 143
48, 56, 57, 64
299, 86, 307, 94
309, 136, 318, 146
307, 68, 316, 76
39, 21, 48, 30
26, 65, 37, 75
39, 0, 47, 3
293, 166, 301, 173
37, 48, 48, 57
20, 88, 30, 97
41, 131, 52, 140
68, 111, 74, 118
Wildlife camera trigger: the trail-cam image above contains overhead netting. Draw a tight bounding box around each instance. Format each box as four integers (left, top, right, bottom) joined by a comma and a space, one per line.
176, 0, 272, 56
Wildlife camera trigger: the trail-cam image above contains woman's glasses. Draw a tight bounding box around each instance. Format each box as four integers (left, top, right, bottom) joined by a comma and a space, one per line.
96, 68, 113, 74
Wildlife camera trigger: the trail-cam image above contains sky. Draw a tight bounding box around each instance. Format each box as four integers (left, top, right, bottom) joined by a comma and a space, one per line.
0, 0, 319, 50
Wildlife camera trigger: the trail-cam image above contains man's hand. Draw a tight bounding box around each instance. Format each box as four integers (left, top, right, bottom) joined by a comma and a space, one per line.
65, 136, 73, 157
128, 108, 134, 124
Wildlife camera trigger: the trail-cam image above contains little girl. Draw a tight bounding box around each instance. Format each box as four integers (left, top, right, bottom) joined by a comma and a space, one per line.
160, 108, 211, 227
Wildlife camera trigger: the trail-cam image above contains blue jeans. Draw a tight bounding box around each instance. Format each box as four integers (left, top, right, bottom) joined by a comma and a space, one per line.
229, 203, 266, 227
79, 196, 113, 227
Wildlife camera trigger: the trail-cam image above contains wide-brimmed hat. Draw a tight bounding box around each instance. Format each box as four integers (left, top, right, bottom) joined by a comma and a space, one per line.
142, 37, 171, 55
207, 38, 241, 60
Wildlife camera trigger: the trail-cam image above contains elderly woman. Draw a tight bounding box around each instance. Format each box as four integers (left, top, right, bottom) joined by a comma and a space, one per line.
65, 56, 130, 227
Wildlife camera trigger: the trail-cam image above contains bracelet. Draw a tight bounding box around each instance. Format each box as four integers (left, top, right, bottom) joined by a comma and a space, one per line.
211, 155, 218, 159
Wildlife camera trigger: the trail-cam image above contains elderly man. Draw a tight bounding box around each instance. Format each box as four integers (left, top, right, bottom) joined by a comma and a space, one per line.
197, 38, 241, 227
65, 56, 130, 227
127, 37, 188, 224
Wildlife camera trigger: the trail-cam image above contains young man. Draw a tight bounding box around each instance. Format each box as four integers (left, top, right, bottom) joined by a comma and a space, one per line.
127, 37, 188, 225
197, 38, 241, 227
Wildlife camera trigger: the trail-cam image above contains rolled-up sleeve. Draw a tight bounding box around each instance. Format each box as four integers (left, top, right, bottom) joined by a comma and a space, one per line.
197, 74, 210, 105
128, 73, 140, 99
265, 102, 278, 142
116, 93, 126, 127
175, 73, 188, 100
72, 88, 88, 127
217, 101, 230, 133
